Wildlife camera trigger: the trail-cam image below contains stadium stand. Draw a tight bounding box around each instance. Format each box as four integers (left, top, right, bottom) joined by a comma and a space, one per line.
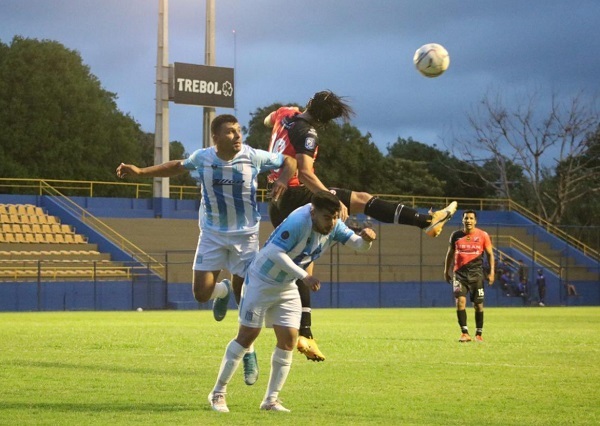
0, 203, 129, 281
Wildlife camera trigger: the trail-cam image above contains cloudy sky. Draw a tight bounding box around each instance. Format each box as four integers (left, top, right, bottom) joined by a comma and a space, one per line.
2, 0, 599, 155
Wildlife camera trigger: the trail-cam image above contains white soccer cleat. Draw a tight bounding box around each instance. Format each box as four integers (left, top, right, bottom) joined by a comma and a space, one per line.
260, 399, 291, 412
208, 392, 229, 413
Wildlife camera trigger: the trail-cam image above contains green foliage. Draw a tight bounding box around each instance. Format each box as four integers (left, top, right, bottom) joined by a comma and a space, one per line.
315, 123, 389, 192
0, 37, 144, 183
387, 137, 494, 198
169, 141, 198, 188
1, 309, 599, 425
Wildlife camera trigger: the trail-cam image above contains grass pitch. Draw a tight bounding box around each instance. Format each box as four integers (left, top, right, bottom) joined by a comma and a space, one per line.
1, 307, 599, 425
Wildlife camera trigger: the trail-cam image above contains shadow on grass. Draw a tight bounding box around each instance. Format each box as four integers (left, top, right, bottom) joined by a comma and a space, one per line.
0, 402, 192, 413
5, 359, 189, 376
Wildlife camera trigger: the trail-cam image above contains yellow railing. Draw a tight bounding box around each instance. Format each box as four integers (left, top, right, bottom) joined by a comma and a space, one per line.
495, 235, 561, 276
39, 182, 166, 278
507, 200, 599, 262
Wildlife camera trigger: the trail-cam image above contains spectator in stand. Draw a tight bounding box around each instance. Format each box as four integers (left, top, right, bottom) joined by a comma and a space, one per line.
535, 269, 546, 306
518, 259, 528, 288
499, 270, 512, 296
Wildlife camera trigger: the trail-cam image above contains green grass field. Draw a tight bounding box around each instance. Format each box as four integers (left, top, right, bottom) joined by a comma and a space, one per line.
1, 307, 599, 425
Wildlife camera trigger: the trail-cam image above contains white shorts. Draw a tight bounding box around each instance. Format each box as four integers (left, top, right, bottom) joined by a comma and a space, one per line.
238, 272, 301, 329
192, 229, 259, 277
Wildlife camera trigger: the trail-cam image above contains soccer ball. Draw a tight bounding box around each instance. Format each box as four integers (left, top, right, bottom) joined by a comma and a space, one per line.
413, 43, 450, 78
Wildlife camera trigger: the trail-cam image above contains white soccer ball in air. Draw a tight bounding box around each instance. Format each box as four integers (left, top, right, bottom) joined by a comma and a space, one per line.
413, 43, 450, 78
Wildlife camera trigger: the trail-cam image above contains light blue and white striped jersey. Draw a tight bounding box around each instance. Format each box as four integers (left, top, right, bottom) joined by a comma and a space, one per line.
182, 145, 284, 235
250, 204, 355, 285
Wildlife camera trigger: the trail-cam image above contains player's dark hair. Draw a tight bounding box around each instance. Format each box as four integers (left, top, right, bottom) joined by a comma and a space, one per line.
211, 114, 238, 135
463, 209, 477, 219
306, 90, 354, 124
311, 190, 340, 215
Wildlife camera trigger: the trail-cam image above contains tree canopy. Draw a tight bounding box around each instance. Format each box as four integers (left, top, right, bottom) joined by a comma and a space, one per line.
0, 37, 147, 182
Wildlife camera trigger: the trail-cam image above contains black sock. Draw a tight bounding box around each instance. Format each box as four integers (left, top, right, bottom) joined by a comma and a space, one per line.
297, 279, 312, 338
364, 197, 431, 228
300, 321, 312, 339
457, 309, 468, 333
475, 311, 484, 332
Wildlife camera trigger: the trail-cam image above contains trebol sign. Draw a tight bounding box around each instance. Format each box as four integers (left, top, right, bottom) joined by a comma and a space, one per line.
171, 62, 234, 108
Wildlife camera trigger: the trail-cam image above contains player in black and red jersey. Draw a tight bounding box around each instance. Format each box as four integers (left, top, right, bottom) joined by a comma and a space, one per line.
265, 90, 457, 360
444, 210, 495, 343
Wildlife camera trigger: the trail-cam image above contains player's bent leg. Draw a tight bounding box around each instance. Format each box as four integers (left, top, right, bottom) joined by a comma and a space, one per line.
347, 190, 372, 215
192, 270, 220, 303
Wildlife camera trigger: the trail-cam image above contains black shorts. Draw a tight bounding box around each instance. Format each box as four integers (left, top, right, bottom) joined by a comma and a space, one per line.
453, 269, 485, 304
268, 186, 353, 227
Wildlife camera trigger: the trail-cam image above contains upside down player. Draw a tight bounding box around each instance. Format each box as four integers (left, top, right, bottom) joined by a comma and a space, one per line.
265, 90, 458, 360
444, 210, 495, 342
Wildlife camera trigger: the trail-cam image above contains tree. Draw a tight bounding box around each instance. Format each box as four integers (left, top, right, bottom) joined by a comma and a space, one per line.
0, 37, 145, 182
452, 90, 600, 224
387, 137, 494, 199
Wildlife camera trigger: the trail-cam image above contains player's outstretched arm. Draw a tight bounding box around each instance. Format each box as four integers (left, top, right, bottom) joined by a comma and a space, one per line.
117, 160, 187, 179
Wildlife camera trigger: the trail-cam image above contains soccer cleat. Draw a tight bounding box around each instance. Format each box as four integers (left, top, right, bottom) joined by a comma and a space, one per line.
475, 335, 484, 342
296, 336, 325, 362
208, 392, 229, 413
424, 201, 458, 237
459, 333, 472, 343
243, 351, 259, 386
539, 302, 545, 307
260, 399, 291, 412
212, 279, 232, 321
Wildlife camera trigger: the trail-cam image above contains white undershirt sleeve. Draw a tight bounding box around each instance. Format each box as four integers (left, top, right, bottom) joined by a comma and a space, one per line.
344, 233, 372, 252
261, 243, 309, 281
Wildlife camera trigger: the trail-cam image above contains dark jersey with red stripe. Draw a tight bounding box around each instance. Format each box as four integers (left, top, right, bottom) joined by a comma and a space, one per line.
449, 228, 492, 274
267, 106, 319, 187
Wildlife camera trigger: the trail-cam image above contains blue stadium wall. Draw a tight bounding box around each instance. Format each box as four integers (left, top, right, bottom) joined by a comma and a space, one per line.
0, 194, 597, 311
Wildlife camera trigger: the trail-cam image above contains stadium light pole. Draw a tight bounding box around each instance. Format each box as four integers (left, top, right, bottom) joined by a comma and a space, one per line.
202, 0, 216, 148
154, 0, 170, 199
233, 29, 237, 117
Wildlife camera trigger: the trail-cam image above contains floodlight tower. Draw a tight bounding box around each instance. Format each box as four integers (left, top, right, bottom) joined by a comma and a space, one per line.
154, 0, 170, 199
202, 0, 216, 148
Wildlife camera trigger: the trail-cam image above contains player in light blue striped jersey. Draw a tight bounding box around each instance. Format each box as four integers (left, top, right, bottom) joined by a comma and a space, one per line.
208, 190, 376, 413
117, 114, 295, 386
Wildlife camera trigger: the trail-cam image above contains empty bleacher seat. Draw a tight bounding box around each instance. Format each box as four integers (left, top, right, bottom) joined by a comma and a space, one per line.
74, 234, 87, 244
